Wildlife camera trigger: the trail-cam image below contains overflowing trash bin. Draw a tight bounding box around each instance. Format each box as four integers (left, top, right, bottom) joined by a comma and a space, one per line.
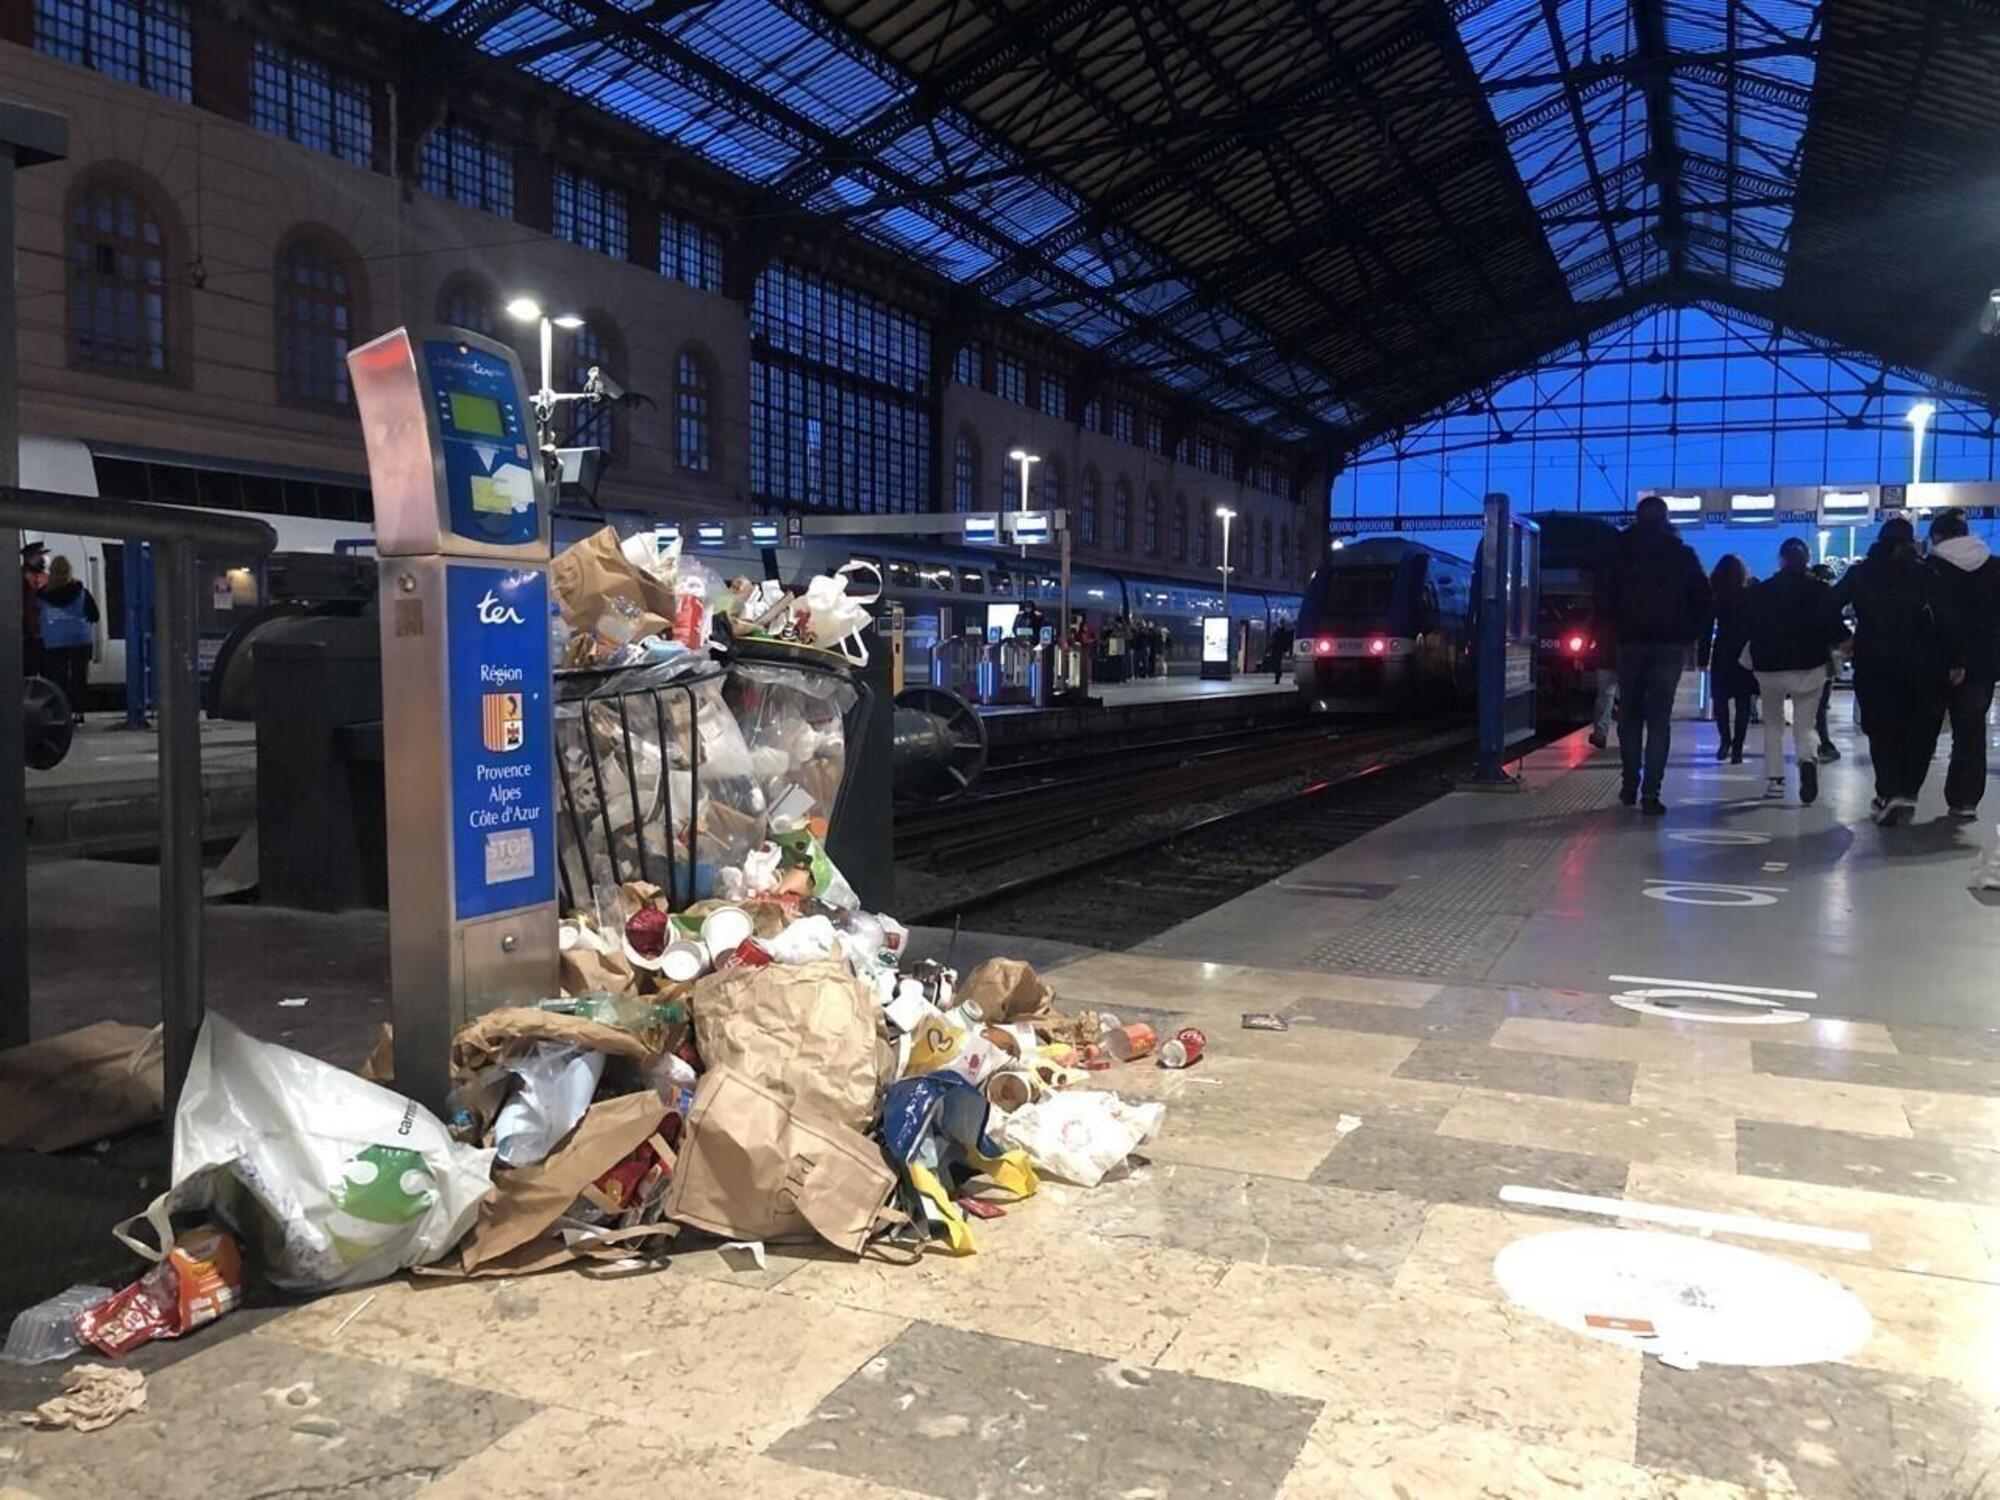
5, 523, 1195, 1408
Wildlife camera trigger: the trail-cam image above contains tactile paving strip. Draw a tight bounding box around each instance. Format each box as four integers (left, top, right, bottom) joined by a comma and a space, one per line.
1301, 910, 1526, 980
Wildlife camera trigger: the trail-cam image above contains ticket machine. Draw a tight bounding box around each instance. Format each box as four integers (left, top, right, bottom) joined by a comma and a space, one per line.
349, 327, 558, 1111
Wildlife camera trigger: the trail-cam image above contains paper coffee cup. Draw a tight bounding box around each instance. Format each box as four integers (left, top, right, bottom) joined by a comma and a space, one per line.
660, 937, 709, 984
699, 905, 754, 955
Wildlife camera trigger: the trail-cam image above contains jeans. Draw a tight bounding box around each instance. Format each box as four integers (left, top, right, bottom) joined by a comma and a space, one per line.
1854, 662, 1946, 803
1756, 666, 1825, 775
1617, 644, 1685, 799
1591, 668, 1617, 738
46, 645, 90, 718
1944, 677, 1995, 811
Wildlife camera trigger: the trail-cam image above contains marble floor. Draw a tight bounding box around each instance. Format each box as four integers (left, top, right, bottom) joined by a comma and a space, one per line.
5, 714, 1999, 1499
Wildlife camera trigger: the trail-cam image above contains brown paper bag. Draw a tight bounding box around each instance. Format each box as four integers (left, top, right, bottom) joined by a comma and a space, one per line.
690, 959, 891, 1134
551, 525, 675, 645
663, 1065, 896, 1255
0, 1021, 164, 1151
957, 958, 1055, 1025
451, 1007, 661, 1076
428, 1091, 671, 1277
559, 941, 641, 1000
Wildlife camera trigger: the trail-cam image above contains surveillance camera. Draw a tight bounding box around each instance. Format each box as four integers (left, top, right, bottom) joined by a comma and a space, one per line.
585, 365, 626, 403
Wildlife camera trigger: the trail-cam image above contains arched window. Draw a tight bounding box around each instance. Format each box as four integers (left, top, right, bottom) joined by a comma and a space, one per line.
1111, 479, 1132, 551
1170, 495, 1187, 562
275, 231, 360, 407
436, 273, 497, 337
1278, 524, 1290, 582
1040, 458, 1063, 515
1142, 486, 1160, 554
676, 349, 713, 473
1195, 509, 1210, 567
69, 172, 171, 375
565, 318, 621, 454
1079, 468, 1100, 544
1261, 518, 1273, 578
951, 431, 979, 512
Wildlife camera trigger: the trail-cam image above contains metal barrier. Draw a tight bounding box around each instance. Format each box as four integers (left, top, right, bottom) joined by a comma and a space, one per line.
1, 487, 277, 1108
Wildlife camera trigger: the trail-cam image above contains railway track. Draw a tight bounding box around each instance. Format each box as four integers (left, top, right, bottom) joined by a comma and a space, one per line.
898, 718, 1477, 928
895, 716, 1455, 871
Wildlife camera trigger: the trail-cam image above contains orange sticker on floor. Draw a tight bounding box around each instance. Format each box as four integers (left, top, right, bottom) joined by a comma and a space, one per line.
1584, 1314, 1657, 1335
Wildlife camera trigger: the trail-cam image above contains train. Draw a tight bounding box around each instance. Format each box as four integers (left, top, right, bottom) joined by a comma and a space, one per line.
19, 436, 1301, 706
1292, 537, 1474, 710
1532, 513, 1622, 720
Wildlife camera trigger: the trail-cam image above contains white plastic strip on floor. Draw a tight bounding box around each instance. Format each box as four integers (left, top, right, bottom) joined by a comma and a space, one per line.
1606, 973, 1819, 1001
1498, 1185, 1871, 1252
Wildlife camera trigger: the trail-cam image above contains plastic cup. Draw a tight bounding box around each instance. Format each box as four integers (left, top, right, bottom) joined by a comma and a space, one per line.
660, 937, 709, 984
1102, 1022, 1157, 1062
699, 905, 754, 955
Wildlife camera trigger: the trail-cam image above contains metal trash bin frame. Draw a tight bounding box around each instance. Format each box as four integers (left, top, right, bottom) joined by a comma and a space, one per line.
553, 643, 874, 914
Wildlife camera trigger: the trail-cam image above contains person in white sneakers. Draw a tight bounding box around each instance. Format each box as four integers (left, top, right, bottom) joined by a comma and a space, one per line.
1742, 538, 1849, 805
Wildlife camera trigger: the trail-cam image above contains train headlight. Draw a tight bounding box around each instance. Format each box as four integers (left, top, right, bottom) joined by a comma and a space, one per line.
1368, 637, 1387, 656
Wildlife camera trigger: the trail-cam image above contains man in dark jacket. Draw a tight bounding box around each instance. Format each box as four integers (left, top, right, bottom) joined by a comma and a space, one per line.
1925, 509, 2000, 817
1599, 496, 1713, 813
1742, 538, 1849, 806
1832, 516, 1963, 824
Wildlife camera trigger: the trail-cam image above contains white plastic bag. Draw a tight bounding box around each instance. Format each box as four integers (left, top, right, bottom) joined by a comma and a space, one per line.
801, 572, 872, 663
162, 1016, 493, 1291
493, 1044, 606, 1167
996, 1091, 1165, 1187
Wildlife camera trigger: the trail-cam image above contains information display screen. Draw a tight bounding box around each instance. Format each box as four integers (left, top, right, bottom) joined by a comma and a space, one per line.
1202, 615, 1230, 664
450, 391, 506, 437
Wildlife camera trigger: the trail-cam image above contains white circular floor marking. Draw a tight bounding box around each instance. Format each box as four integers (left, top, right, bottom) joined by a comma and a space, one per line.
1642, 879, 1784, 907
1493, 1228, 1872, 1369
1667, 830, 1773, 846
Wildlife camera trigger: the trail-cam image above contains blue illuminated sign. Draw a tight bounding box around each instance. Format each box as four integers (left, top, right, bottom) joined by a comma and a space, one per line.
749, 519, 781, 546
423, 340, 538, 547
447, 563, 554, 920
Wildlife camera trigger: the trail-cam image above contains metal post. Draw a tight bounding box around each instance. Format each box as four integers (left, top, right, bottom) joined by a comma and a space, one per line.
155, 537, 204, 1109
123, 540, 153, 727
1473, 493, 1515, 786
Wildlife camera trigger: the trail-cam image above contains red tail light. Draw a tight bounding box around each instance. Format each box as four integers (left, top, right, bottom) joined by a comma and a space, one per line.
1566, 634, 1585, 654
1368, 637, 1387, 656
1313, 637, 1336, 656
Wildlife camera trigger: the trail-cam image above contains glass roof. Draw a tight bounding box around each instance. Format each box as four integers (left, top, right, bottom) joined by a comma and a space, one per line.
1453, 0, 1820, 299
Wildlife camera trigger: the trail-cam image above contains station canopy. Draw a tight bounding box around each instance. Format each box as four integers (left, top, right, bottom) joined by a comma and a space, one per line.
405, 0, 2000, 450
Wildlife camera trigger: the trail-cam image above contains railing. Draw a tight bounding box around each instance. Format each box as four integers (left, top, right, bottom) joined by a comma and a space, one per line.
2, 488, 277, 1108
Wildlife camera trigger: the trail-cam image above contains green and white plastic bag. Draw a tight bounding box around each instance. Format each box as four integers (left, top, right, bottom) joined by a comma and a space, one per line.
138, 1016, 493, 1291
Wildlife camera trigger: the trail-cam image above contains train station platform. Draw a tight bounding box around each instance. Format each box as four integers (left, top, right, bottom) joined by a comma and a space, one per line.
24, 716, 256, 856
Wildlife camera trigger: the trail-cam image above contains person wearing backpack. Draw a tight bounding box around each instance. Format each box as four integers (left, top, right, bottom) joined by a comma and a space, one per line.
36, 554, 99, 724
1924, 508, 2000, 818
1598, 495, 1713, 814
1831, 516, 1962, 824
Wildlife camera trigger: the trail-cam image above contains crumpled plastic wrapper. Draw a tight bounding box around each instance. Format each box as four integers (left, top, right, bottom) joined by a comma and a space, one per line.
18, 1364, 147, 1432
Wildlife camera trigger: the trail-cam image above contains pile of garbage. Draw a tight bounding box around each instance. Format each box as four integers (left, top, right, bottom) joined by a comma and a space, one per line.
5, 522, 1204, 1400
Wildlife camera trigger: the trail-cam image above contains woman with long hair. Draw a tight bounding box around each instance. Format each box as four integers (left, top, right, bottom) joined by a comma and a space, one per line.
1699, 553, 1756, 763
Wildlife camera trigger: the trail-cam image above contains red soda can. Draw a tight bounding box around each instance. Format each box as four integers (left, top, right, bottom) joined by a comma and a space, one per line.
1158, 1027, 1207, 1068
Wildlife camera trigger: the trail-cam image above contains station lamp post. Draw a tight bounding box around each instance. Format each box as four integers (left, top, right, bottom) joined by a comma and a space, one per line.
505, 296, 584, 448
1007, 447, 1041, 579
1215, 505, 1237, 611
1906, 400, 1937, 488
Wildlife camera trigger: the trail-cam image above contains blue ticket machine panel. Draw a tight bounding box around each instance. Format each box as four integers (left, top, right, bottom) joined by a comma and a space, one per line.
349, 325, 558, 1111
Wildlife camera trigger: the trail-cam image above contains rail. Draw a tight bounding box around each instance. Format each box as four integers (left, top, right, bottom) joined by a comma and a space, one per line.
2, 487, 278, 1111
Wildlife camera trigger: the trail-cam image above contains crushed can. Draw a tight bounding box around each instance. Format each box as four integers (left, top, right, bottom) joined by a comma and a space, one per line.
1158, 1027, 1207, 1069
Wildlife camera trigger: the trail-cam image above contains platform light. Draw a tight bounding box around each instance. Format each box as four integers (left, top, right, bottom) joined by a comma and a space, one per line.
695, 521, 727, 546
505, 296, 543, 322
1907, 401, 1937, 486
749, 518, 781, 547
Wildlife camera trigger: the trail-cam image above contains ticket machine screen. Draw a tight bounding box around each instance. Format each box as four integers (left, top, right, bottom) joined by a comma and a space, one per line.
423, 340, 538, 547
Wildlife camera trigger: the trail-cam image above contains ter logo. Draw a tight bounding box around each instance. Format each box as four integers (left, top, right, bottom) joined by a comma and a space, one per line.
476, 589, 525, 626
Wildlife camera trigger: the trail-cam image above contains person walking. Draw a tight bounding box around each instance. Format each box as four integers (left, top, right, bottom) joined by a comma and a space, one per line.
1699, 554, 1757, 764
20, 539, 47, 680
36, 554, 98, 724
1831, 516, 1962, 824
1807, 562, 1843, 760
1924, 508, 2000, 818
1599, 494, 1713, 815
1269, 622, 1294, 683
1742, 538, 1848, 805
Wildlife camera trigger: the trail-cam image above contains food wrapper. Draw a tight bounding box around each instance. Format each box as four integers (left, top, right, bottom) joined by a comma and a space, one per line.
75, 1226, 242, 1358
552, 525, 676, 652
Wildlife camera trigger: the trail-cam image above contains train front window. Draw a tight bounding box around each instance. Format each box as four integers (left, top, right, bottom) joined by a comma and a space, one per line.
885, 559, 921, 590
959, 569, 985, 594
1308, 566, 1397, 624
